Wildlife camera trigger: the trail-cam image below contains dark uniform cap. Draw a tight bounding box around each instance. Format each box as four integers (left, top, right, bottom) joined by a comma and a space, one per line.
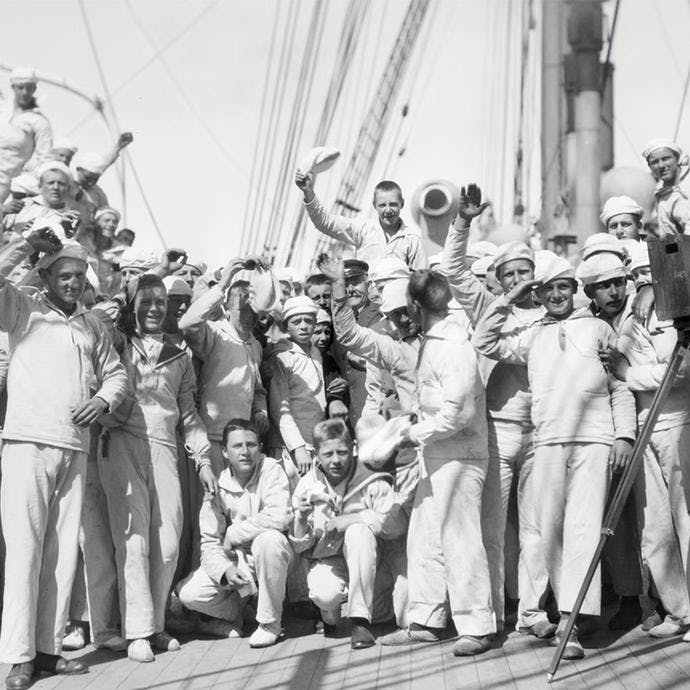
343, 259, 369, 279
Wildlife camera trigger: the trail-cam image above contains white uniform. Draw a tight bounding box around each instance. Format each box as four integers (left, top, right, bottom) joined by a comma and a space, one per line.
441, 220, 547, 629
177, 457, 292, 627
406, 316, 495, 636
0, 236, 126, 663
179, 285, 266, 475
0, 101, 52, 203
291, 464, 399, 624
473, 300, 637, 615
618, 307, 690, 623
304, 195, 427, 269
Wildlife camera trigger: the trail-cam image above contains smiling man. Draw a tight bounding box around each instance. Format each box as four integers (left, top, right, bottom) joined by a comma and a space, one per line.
0, 229, 126, 689
642, 139, 690, 237
472, 254, 637, 661
295, 171, 427, 270
177, 419, 292, 648
2, 161, 80, 239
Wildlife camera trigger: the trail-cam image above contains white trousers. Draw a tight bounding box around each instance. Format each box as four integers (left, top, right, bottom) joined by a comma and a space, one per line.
481, 418, 549, 628
407, 456, 495, 636
307, 524, 378, 622
81, 449, 121, 643
638, 424, 690, 621
532, 442, 609, 616
0, 441, 86, 663
178, 529, 291, 625
99, 431, 183, 639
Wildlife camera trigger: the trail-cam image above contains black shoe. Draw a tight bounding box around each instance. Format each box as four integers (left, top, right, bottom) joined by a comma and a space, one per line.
322, 622, 337, 636
549, 628, 585, 660
5, 662, 33, 690
34, 652, 88, 676
608, 596, 642, 631
350, 619, 375, 650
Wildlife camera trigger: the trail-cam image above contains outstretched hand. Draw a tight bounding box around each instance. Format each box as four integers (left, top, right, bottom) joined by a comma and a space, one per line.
25, 224, 62, 254
295, 170, 315, 202
458, 183, 490, 221
117, 132, 134, 151
159, 248, 188, 276
317, 255, 345, 282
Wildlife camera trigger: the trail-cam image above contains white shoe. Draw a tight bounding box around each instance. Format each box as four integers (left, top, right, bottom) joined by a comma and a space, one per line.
128, 638, 155, 663
682, 629, 690, 642
197, 617, 243, 639
248, 623, 281, 648
150, 631, 181, 651
95, 635, 128, 652
62, 626, 86, 651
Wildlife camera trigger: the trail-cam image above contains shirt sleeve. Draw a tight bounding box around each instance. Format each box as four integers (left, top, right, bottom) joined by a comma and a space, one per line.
304, 195, 366, 249
441, 220, 496, 327
359, 479, 396, 537
251, 340, 268, 417
89, 318, 128, 413
0, 236, 34, 334
471, 296, 532, 364
22, 113, 53, 172
624, 317, 688, 392
332, 297, 402, 370
601, 325, 637, 440
269, 354, 306, 451
670, 193, 690, 235
405, 234, 428, 270
199, 494, 233, 585
224, 461, 292, 547
177, 356, 212, 469
179, 285, 222, 359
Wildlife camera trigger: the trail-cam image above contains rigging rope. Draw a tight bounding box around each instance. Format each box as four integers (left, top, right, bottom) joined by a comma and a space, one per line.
78, 0, 169, 247
68, 0, 220, 135
283, 0, 370, 267
77, 0, 128, 221
247, 1, 301, 254
240, 4, 282, 254
124, 1, 249, 180
264, 0, 330, 263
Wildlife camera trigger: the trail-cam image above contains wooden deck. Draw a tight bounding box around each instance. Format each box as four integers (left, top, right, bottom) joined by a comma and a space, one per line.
2, 616, 689, 690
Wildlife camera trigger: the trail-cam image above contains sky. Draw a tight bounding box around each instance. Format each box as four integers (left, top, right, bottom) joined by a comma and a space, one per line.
1, 0, 689, 268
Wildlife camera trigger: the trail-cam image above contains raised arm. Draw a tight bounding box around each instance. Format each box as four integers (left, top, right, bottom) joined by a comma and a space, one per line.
0, 228, 60, 333
441, 183, 495, 326
295, 170, 365, 249
321, 256, 402, 370
471, 288, 535, 365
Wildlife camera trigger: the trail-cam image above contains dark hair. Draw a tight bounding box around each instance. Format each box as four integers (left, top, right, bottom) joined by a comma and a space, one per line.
116, 228, 136, 240
313, 418, 353, 452
305, 274, 332, 289
116, 273, 166, 337
407, 269, 451, 313
222, 418, 258, 447
373, 179, 403, 201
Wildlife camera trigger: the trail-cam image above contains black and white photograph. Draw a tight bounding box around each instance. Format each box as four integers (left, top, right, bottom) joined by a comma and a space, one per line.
0, 0, 689, 687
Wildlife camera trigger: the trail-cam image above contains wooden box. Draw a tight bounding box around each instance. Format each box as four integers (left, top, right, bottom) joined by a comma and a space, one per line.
649, 236, 690, 320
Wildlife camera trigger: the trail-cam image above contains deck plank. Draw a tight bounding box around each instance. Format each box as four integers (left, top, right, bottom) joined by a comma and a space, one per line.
0, 618, 682, 689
